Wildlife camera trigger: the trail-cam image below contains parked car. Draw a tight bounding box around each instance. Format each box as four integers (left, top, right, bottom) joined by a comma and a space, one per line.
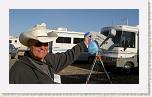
9, 44, 18, 59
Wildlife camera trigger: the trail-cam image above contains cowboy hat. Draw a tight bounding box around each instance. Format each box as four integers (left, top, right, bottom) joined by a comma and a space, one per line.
19, 23, 58, 46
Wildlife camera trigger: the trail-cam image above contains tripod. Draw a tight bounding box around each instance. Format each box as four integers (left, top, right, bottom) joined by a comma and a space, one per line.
86, 52, 112, 84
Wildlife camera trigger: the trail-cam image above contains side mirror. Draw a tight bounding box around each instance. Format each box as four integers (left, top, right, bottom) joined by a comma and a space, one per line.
108, 28, 116, 38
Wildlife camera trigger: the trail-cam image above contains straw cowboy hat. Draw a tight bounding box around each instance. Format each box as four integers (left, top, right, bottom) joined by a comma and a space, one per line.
19, 23, 58, 46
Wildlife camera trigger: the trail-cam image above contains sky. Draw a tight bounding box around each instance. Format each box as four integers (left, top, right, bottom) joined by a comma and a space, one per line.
9, 9, 139, 37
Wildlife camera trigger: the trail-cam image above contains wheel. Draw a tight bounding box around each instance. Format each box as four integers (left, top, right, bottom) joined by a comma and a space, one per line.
124, 62, 133, 74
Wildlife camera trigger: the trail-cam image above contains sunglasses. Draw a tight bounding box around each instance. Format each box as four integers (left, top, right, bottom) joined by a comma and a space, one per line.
32, 41, 48, 47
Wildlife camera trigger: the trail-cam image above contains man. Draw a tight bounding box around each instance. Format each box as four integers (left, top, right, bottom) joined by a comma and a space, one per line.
9, 23, 89, 84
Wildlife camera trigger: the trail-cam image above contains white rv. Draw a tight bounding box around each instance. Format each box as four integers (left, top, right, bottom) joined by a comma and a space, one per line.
48, 28, 84, 53
100, 25, 139, 71
9, 36, 27, 50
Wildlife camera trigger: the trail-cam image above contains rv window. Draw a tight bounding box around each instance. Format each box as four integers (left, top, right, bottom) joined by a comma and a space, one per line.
73, 38, 83, 44
120, 31, 135, 48
112, 31, 122, 45
112, 31, 135, 48
56, 37, 71, 44
101, 31, 109, 37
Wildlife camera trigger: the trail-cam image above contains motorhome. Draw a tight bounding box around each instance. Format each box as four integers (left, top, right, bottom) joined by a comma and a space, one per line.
9, 36, 27, 50
100, 25, 139, 71
9, 35, 27, 57
9, 36, 20, 48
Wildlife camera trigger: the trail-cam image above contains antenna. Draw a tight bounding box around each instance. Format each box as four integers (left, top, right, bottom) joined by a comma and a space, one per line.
122, 17, 128, 25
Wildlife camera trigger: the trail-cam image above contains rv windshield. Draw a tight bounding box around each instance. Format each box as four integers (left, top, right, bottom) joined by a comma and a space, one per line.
101, 30, 122, 45
113, 31, 135, 48
102, 31, 109, 37
102, 30, 135, 48
120, 31, 135, 48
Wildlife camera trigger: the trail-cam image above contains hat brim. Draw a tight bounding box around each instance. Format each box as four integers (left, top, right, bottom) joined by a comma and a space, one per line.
19, 32, 58, 46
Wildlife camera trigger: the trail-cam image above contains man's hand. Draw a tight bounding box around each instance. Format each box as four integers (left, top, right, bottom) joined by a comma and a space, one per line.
83, 32, 91, 47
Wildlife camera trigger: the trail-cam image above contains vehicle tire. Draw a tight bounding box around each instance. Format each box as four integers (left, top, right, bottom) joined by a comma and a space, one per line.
124, 62, 133, 74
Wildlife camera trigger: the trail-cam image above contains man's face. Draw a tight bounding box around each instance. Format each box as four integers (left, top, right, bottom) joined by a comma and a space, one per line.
28, 39, 49, 61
